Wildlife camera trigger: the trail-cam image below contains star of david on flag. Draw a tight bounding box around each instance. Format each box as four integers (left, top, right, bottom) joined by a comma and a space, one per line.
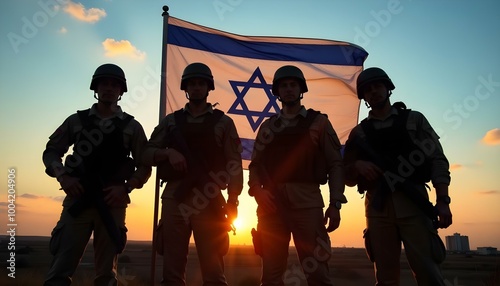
227, 67, 279, 132
161, 16, 368, 167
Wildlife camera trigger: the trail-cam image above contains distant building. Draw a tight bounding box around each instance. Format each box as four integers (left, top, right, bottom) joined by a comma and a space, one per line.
476, 247, 498, 255
445, 233, 470, 252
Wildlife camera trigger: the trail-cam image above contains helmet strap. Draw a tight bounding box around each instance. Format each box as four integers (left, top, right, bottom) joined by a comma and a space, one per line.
94, 91, 121, 105
185, 91, 209, 104
278, 93, 303, 107
364, 90, 391, 109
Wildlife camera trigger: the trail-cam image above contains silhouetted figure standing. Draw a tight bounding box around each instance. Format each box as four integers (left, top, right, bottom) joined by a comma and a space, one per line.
143, 63, 243, 285
248, 65, 346, 285
343, 67, 452, 285
43, 63, 151, 285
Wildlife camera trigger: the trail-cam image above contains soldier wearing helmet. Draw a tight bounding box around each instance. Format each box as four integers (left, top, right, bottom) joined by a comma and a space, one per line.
343, 67, 452, 285
356, 67, 395, 109
248, 65, 346, 285
90, 63, 128, 104
42, 63, 151, 285
143, 62, 243, 285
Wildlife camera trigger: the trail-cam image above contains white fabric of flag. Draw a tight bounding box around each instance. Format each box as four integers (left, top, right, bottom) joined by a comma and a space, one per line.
164, 16, 368, 166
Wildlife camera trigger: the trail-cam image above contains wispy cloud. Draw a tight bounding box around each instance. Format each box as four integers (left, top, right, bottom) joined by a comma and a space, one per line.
63, 1, 106, 23
0, 201, 25, 208
3, 193, 64, 202
102, 38, 146, 60
20, 193, 40, 199
52, 196, 65, 202
476, 190, 500, 195
481, 128, 500, 145
58, 27, 68, 34
450, 163, 463, 170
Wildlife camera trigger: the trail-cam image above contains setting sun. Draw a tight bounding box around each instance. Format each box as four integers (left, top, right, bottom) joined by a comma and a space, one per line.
232, 217, 243, 230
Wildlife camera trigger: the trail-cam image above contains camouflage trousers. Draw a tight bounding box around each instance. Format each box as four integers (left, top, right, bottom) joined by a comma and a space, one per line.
44, 205, 127, 286
364, 200, 445, 286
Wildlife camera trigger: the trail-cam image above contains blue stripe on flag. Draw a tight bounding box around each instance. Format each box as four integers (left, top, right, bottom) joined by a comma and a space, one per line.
240, 138, 254, 161
167, 24, 367, 66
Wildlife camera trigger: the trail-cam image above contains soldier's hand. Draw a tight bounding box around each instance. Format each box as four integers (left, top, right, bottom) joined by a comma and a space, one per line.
58, 174, 84, 197
254, 187, 276, 214
435, 202, 452, 228
103, 185, 130, 207
225, 201, 238, 232
167, 148, 187, 172
324, 206, 341, 232
354, 160, 383, 181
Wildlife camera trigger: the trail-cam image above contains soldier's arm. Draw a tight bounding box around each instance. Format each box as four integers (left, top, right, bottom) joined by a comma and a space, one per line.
42, 114, 76, 179
221, 116, 243, 201
128, 120, 152, 189
317, 115, 347, 204
142, 115, 172, 166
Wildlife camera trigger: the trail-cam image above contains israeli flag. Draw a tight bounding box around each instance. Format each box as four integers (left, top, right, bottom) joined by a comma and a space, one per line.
164, 17, 368, 166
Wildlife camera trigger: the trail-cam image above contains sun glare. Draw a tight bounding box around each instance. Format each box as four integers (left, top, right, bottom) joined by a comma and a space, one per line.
232, 217, 243, 230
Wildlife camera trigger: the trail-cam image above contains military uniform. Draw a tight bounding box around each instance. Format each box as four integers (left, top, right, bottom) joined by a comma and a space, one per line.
42, 104, 151, 285
344, 105, 450, 285
248, 106, 346, 285
143, 103, 243, 285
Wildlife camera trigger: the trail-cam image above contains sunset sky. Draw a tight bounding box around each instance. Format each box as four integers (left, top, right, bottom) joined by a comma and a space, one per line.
1, 1, 499, 250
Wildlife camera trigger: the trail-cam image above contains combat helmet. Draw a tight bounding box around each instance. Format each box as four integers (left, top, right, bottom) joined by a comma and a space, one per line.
272, 65, 308, 96
356, 67, 395, 99
180, 63, 215, 91
90, 63, 127, 92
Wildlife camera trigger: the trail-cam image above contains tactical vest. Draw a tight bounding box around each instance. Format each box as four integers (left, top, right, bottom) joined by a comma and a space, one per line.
360, 107, 431, 185
65, 109, 134, 186
159, 109, 226, 181
260, 109, 326, 184
65, 109, 133, 254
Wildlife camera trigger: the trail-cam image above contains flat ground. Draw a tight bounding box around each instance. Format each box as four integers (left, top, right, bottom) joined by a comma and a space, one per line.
0, 236, 498, 286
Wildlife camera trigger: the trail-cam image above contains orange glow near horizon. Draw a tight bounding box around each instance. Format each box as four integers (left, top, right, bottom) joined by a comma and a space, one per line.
2, 170, 499, 251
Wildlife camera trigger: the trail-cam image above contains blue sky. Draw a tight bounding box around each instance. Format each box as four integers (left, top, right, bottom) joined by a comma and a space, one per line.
1, 0, 499, 249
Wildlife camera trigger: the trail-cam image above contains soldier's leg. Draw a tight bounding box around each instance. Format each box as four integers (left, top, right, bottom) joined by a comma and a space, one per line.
162, 198, 191, 285
258, 212, 290, 286
93, 207, 126, 286
191, 203, 228, 286
366, 209, 401, 286
44, 207, 94, 286
291, 208, 333, 286
398, 214, 445, 286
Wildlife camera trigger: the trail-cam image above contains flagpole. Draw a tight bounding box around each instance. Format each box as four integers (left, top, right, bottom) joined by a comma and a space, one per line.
159, 5, 169, 120
151, 5, 169, 286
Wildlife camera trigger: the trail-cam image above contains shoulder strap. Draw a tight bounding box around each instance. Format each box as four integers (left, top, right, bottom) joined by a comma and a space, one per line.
394, 106, 411, 129
76, 109, 92, 128
174, 108, 225, 127
115, 113, 134, 131
207, 109, 225, 126
360, 105, 412, 137
173, 109, 186, 126
301, 108, 321, 128
359, 116, 373, 139
77, 109, 134, 131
